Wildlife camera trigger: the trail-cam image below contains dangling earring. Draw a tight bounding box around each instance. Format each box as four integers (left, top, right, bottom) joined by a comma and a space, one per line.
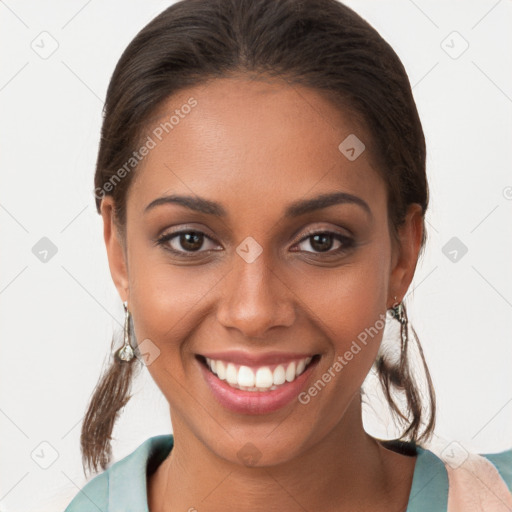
116, 301, 135, 362
389, 295, 408, 353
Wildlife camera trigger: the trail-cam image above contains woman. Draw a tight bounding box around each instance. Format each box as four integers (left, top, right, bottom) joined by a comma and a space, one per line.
64, 0, 512, 510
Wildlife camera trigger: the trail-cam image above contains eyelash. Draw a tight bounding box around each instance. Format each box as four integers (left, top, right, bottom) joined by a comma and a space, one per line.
154, 228, 355, 258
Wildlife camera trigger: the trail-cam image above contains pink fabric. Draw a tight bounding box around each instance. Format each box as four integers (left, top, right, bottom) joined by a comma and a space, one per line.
445, 452, 512, 512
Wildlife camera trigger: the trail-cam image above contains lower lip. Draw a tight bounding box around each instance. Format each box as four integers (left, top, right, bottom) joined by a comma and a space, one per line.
198, 357, 319, 415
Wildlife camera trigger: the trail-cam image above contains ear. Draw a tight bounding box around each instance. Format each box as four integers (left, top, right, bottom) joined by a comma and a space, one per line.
388, 203, 424, 307
100, 196, 129, 303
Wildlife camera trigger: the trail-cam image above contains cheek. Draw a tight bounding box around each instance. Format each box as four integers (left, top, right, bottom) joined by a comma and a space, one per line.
306, 244, 389, 343
302, 243, 391, 392
127, 256, 208, 403
129, 259, 218, 345
126, 239, 203, 356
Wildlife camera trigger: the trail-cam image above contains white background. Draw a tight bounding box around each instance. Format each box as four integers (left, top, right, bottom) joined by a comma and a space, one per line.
1, 1, 511, 510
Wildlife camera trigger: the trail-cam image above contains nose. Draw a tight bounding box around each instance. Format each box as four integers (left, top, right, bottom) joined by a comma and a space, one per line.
216, 251, 296, 339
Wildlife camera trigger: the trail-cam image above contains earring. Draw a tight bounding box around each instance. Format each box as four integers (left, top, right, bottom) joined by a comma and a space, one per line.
116, 301, 135, 362
389, 295, 408, 353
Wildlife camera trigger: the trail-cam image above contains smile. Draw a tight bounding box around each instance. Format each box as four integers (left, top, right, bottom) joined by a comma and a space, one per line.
204, 356, 314, 391
196, 353, 321, 414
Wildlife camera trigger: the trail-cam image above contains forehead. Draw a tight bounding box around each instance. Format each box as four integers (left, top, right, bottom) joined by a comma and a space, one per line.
127, 76, 386, 220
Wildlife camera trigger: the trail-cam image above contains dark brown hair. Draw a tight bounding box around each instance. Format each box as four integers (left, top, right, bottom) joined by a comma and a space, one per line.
83, 0, 436, 475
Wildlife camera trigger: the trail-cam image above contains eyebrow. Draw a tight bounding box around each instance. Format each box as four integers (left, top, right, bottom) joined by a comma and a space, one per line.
144, 191, 372, 219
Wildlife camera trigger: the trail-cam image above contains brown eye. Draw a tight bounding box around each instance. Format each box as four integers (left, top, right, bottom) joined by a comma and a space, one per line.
294, 231, 354, 255
155, 230, 220, 256
178, 232, 203, 251
309, 233, 334, 252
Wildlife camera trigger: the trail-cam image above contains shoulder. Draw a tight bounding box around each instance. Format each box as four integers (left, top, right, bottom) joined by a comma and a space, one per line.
63, 470, 109, 512
409, 443, 512, 512
412, 442, 512, 488
64, 434, 174, 511
442, 445, 512, 510
435, 443, 512, 491
481, 447, 512, 490
406, 444, 512, 511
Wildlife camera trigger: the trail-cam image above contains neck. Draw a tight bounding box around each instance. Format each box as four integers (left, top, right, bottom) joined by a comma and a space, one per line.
148, 396, 415, 512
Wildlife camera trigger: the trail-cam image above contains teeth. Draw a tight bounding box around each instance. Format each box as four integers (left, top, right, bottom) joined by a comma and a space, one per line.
226, 363, 237, 385
255, 367, 273, 388
238, 366, 255, 387
285, 361, 296, 382
216, 360, 225, 380
272, 365, 286, 385
204, 355, 314, 391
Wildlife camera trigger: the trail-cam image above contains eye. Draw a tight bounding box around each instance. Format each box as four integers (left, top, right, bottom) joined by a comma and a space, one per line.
293, 230, 354, 255
155, 228, 355, 258
155, 230, 220, 256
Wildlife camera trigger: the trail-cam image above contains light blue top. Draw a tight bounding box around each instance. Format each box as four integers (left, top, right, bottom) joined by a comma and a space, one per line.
64, 434, 512, 511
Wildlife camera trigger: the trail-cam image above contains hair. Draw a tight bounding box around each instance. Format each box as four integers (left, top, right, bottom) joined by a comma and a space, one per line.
82, 0, 436, 475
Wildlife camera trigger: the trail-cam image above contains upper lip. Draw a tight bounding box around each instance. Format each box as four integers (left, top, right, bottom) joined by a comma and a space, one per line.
198, 350, 317, 366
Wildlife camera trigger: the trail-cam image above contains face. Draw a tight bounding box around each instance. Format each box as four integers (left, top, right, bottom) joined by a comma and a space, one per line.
101, 76, 422, 467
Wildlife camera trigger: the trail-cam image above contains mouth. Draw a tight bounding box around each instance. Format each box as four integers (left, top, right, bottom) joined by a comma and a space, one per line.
195, 352, 321, 414
196, 354, 320, 391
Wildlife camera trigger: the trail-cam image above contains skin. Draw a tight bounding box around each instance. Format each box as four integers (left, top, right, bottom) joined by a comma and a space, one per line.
101, 76, 423, 511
